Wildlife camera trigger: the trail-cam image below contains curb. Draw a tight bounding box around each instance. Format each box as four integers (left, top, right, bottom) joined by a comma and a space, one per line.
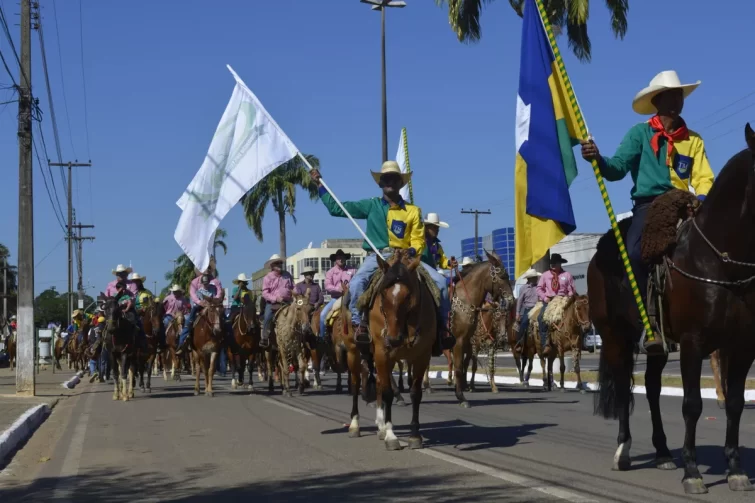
422, 370, 755, 402
0, 403, 51, 462
61, 370, 84, 390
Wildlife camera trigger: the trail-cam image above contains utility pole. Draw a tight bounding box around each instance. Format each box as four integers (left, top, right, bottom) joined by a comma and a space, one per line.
461, 209, 492, 260
49, 161, 91, 318
17, 0, 34, 395
2, 256, 7, 322
71, 216, 94, 309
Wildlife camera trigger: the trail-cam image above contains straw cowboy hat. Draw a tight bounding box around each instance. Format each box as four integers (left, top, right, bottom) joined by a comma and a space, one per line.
71, 309, 83, 318
329, 249, 351, 262
265, 254, 284, 268
370, 160, 412, 188
128, 272, 146, 282
111, 264, 132, 275
300, 266, 317, 276
632, 70, 701, 115
521, 268, 541, 280
232, 273, 252, 285
169, 284, 184, 292
424, 213, 449, 229
460, 257, 475, 267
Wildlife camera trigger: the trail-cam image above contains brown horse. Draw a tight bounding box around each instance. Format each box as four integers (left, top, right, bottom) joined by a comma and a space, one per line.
72, 319, 93, 374
450, 251, 515, 408
190, 298, 226, 397
272, 292, 314, 396
101, 296, 138, 401
137, 300, 162, 393
6, 329, 16, 370
161, 311, 184, 382
590, 124, 755, 495
468, 300, 511, 393
229, 298, 261, 391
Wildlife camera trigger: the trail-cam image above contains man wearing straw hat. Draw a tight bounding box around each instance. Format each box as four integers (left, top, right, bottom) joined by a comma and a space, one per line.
294, 266, 324, 313
260, 254, 294, 348
176, 268, 225, 355
162, 284, 190, 348
230, 273, 253, 324
580, 70, 714, 353
514, 268, 541, 354
421, 212, 456, 341
61, 309, 94, 353
105, 264, 138, 297
128, 272, 154, 312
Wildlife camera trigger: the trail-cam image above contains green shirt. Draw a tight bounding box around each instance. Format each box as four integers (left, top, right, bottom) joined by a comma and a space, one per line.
231, 286, 251, 307
135, 289, 154, 310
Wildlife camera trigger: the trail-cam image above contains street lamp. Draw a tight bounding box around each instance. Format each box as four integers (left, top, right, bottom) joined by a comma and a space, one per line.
360, 0, 406, 163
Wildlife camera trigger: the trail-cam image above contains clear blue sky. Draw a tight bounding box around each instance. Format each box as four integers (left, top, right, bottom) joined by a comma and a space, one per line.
1, 0, 754, 299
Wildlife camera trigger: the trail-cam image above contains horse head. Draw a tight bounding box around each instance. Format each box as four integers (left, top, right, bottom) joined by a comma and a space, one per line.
375, 249, 423, 348
202, 298, 225, 338
482, 250, 515, 307
572, 295, 592, 334
291, 293, 314, 338
101, 296, 122, 333
146, 298, 163, 337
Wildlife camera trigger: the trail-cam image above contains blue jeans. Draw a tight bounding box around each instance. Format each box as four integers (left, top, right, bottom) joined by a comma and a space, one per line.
100, 346, 110, 379
319, 298, 338, 338
349, 253, 388, 325
89, 357, 99, 375
179, 305, 201, 346
626, 199, 652, 309
538, 304, 548, 348
518, 314, 530, 345
263, 303, 275, 337
420, 263, 450, 332
161, 315, 174, 346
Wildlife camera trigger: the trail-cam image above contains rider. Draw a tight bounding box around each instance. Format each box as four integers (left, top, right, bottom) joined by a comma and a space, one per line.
176, 271, 225, 355
311, 162, 453, 349
421, 213, 456, 335
536, 254, 576, 355
129, 272, 154, 312
88, 306, 107, 383
514, 268, 541, 354
161, 284, 190, 347
260, 254, 294, 348
294, 267, 324, 313
114, 281, 141, 344
580, 70, 713, 354
105, 264, 138, 297
230, 273, 253, 324
61, 309, 94, 352
319, 249, 354, 340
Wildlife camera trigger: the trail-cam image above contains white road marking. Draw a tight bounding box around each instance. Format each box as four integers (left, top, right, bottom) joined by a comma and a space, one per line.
52, 388, 95, 502
263, 398, 313, 416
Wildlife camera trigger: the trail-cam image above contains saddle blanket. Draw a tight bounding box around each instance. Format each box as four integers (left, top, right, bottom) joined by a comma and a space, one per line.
526, 295, 570, 325
325, 298, 343, 327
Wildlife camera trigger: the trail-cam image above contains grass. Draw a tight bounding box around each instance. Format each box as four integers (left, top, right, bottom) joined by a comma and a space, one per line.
427, 365, 755, 391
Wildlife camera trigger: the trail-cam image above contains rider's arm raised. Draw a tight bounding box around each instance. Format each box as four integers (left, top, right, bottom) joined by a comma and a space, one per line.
317, 187, 370, 219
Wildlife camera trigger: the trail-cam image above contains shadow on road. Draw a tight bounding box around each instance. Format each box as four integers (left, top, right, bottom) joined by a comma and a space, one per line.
0, 467, 534, 502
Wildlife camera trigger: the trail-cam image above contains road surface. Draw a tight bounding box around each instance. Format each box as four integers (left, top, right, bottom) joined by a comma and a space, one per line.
1, 372, 753, 502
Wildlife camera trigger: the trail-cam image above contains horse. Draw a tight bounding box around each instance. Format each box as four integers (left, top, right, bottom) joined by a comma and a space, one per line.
137, 299, 162, 393
468, 300, 511, 393
190, 298, 226, 397
271, 291, 315, 396
229, 298, 261, 391
449, 251, 515, 408
161, 311, 184, 382
6, 328, 16, 370
72, 319, 93, 374
101, 296, 138, 401
590, 124, 755, 495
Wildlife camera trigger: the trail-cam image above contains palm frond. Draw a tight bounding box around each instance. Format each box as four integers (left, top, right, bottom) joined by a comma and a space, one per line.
604, 0, 628, 38
214, 240, 228, 255
435, 0, 493, 42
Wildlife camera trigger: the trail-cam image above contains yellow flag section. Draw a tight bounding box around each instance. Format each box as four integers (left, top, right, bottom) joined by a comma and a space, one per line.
514, 0, 581, 278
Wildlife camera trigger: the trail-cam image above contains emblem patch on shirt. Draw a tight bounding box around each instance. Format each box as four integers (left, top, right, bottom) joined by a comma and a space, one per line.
390, 220, 407, 239
673, 154, 693, 180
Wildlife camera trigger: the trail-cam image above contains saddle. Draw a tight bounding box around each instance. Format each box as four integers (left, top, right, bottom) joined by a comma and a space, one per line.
325, 298, 343, 327
356, 262, 441, 314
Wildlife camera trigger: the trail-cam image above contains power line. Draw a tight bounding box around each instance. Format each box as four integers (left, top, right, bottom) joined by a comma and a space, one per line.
695, 89, 755, 124
35, 238, 64, 267
78, 0, 90, 158
35, 3, 64, 165
51, 0, 76, 158
32, 135, 66, 232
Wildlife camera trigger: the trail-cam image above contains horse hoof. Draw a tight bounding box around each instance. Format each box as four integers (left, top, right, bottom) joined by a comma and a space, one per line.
286, 391, 293, 398
367, 402, 376, 408
579, 388, 587, 395
348, 428, 361, 438
378, 430, 386, 441
656, 457, 676, 470
425, 388, 434, 394
408, 436, 423, 450
385, 439, 402, 451
560, 388, 566, 393
682, 478, 708, 495
194, 390, 200, 396
522, 382, 529, 388
728, 474, 754, 491
395, 398, 406, 407
612, 457, 631, 471
460, 401, 470, 409
112, 394, 119, 401
491, 388, 499, 394
717, 399, 726, 410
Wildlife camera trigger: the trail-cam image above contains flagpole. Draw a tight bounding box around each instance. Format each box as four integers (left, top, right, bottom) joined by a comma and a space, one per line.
401, 127, 414, 204
296, 153, 382, 256
532, 0, 655, 341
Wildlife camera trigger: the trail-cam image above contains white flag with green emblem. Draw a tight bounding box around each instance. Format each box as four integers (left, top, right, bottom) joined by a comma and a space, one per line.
175, 65, 298, 272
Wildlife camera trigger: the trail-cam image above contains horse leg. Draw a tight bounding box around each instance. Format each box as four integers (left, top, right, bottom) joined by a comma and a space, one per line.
680, 344, 707, 495
266, 350, 275, 394
469, 352, 478, 393
423, 367, 432, 394
539, 354, 548, 390
347, 348, 361, 437
645, 354, 675, 469
230, 351, 239, 390
453, 339, 470, 408
145, 354, 153, 393
548, 355, 555, 391
375, 349, 399, 450
311, 347, 323, 391
279, 352, 292, 397
710, 349, 726, 409
112, 354, 121, 401
122, 354, 132, 402
298, 351, 307, 395
489, 343, 498, 393
444, 349, 454, 385
408, 356, 429, 450
207, 352, 216, 397
397, 360, 405, 394
723, 351, 755, 492
573, 345, 586, 394
389, 367, 406, 406
559, 347, 566, 391
193, 350, 201, 396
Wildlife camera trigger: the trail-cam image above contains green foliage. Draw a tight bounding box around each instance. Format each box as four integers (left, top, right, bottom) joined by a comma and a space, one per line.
34, 287, 95, 326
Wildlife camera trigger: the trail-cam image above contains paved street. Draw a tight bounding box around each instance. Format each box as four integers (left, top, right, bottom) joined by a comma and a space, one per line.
2, 369, 754, 502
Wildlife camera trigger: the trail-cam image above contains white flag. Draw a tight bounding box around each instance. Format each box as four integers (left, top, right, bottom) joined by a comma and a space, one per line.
175, 65, 298, 272
395, 129, 410, 202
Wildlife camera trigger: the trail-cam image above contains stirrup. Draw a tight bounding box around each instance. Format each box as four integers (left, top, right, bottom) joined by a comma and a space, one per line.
259, 337, 270, 349
354, 324, 371, 345
640, 330, 667, 355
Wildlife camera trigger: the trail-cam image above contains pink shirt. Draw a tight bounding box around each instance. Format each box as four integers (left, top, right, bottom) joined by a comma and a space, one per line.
105, 279, 138, 297
262, 271, 294, 303
189, 276, 224, 305
162, 294, 190, 316
537, 270, 576, 302
324, 266, 354, 297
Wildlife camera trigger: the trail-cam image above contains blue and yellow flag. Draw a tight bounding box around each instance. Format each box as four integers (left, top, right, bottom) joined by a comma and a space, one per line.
514, 0, 581, 278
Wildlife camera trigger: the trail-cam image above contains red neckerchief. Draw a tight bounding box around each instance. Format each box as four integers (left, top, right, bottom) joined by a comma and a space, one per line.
649, 115, 689, 168
550, 270, 559, 292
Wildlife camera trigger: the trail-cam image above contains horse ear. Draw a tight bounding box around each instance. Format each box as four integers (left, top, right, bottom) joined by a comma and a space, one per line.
746, 123, 755, 152
485, 249, 502, 267
377, 254, 390, 273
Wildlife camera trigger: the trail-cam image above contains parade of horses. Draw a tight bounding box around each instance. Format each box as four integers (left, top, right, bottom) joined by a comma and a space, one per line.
2, 0, 755, 500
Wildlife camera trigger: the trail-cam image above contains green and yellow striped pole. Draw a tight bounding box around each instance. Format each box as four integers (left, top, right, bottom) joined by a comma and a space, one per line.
533, 0, 655, 341
401, 127, 415, 204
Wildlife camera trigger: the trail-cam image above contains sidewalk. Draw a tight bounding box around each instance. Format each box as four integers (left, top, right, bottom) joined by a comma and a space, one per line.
0, 365, 83, 465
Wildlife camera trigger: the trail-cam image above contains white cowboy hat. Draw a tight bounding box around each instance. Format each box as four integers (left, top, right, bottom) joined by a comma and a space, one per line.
9, 315, 16, 320
300, 266, 317, 276
424, 213, 449, 229
232, 273, 252, 284
71, 309, 83, 318
128, 272, 146, 282
370, 160, 412, 188
111, 264, 132, 275
169, 284, 183, 292
264, 254, 285, 268
521, 268, 541, 280
632, 70, 701, 115
461, 257, 475, 267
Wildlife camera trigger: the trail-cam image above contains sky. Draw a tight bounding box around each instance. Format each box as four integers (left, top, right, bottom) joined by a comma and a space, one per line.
1, 0, 754, 300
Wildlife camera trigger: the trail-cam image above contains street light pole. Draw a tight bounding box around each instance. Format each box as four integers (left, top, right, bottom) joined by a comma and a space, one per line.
361, 0, 406, 163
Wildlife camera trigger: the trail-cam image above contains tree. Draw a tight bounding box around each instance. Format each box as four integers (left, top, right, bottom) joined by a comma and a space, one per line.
435, 0, 629, 62
34, 287, 95, 327
213, 228, 228, 259
241, 154, 320, 258
164, 254, 197, 294
0, 242, 18, 317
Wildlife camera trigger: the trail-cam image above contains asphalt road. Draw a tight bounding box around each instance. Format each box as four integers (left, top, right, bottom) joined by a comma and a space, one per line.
2, 371, 754, 502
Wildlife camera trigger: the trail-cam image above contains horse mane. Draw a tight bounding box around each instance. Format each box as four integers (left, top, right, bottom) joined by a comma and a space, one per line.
380, 260, 413, 290
702, 147, 752, 206
459, 261, 487, 280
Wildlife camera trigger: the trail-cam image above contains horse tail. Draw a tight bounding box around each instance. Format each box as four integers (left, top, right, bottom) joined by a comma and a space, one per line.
594, 325, 635, 419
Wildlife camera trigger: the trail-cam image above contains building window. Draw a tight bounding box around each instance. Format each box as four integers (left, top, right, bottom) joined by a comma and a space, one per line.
345, 257, 361, 269
321, 258, 332, 271
301, 257, 319, 271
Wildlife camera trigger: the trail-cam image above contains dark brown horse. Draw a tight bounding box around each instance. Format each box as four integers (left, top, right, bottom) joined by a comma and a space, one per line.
229, 298, 261, 391
191, 298, 226, 397
101, 296, 138, 401
161, 311, 184, 382
450, 251, 515, 407
137, 299, 162, 393
590, 124, 755, 495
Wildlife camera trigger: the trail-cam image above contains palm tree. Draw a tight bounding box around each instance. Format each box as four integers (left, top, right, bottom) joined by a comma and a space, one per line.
241, 154, 320, 258
213, 228, 228, 259
0, 243, 17, 295
435, 0, 629, 62
164, 254, 197, 293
